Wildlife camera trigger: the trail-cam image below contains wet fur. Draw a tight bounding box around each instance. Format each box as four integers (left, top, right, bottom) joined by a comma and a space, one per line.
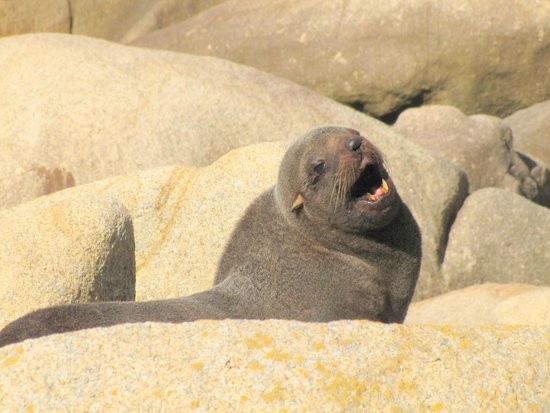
0, 126, 421, 347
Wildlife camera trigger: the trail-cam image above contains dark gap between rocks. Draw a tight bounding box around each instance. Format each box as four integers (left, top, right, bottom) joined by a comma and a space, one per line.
345, 89, 433, 125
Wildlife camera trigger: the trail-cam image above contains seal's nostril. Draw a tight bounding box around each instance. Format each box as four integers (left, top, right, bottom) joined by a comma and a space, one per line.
347, 137, 362, 152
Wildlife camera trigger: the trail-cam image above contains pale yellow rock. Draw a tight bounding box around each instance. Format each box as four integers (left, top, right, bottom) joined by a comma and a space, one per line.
132, 0, 550, 119
46, 142, 284, 301
406, 283, 550, 325
0, 192, 135, 328
0, 0, 223, 41
504, 100, 550, 166
0, 0, 69, 37
71, 0, 227, 43
394, 105, 514, 192
441, 188, 550, 292
0, 321, 547, 411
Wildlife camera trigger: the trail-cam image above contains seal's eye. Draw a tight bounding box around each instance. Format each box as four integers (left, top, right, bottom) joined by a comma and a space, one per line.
311, 160, 326, 175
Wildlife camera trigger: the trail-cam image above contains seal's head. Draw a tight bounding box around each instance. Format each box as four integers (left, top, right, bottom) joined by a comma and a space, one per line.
276, 126, 400, 233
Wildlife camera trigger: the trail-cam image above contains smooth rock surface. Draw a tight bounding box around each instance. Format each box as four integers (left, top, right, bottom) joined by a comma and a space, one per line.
504, 100, 550, 166
56, 142, 282, 301
0, 192, 135, 329
393, 105, 550, 206
0, 0, 69, 37
442, 188, 550, 293
0, 34, 467, 299
71, 0, 227, 43
406, 283, 550, 325
394, 106, 515, 192
133, 0, 550, 119
0, 321, 547, 411
0, 32, 450, 205
0, 0, 225, 42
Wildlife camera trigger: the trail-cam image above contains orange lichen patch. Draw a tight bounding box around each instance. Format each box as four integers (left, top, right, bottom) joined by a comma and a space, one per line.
2, 346, 24, 368
247, 360, 264, 371
265, 349, 291, 362
245, 332, 273, 349
261, 382, 285, 402
294, 354, 305, 363
437, 326, 478, 350
240, 394, 249, 402
324, 371, 367, 406
477, 389, 488, 400
459, 338, 471, 349
314, 360, 328, 373
430, 402, 444, 412
396, 380, 415, 393
507, 394, 519, 410
191, 361, 204, 371
296, 367, 310, 379
111, 388, 119, 396
438, 325, 467, 338
312, 342, 325, 351
25, 404, 35, 413
151, 388, 175, 399
190, 400, 200, 409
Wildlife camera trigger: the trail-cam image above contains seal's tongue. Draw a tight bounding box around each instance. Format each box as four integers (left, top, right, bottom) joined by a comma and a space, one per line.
370, 186, 385, 198
366, 179, 389, 202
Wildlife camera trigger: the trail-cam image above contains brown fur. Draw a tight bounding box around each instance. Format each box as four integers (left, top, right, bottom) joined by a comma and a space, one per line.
0, 126, 421, 347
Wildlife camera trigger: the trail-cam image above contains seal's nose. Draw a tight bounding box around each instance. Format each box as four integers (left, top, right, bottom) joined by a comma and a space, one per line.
347, 136, 362, 152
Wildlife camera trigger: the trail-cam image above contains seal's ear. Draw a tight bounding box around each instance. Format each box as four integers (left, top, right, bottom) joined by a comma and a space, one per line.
291, 193, 305, 213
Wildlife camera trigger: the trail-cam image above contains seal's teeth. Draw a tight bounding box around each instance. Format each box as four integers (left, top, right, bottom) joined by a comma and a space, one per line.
381, 179, 388, 192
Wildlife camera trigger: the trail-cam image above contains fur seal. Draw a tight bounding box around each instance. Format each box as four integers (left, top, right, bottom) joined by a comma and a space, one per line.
0, 126, 421, 347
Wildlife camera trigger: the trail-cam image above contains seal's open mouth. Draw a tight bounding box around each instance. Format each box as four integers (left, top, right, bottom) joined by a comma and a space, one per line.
350, 164, 390, 203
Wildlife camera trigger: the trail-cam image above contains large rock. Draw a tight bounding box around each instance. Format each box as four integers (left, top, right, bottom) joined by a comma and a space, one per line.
0, 192, 135, 329
442, 188, 550, 293
132, 0, 550, 119
406, 283, 550, 325
70, 0, 227, 43
0, 34, 467, 299
393, 105, 547, 205
53, 143, 282, 301
504, 100, 550, 166
0, 321, 547, 411
0, 0, 69, 37
0, 32, 452, 206
0, 0, 225, 42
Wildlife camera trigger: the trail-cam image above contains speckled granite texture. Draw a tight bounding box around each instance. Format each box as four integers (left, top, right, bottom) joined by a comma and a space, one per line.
1, 320, 548, 411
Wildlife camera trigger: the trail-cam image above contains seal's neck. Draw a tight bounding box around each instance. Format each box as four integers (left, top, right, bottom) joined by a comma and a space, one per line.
287, 202, 417, 261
